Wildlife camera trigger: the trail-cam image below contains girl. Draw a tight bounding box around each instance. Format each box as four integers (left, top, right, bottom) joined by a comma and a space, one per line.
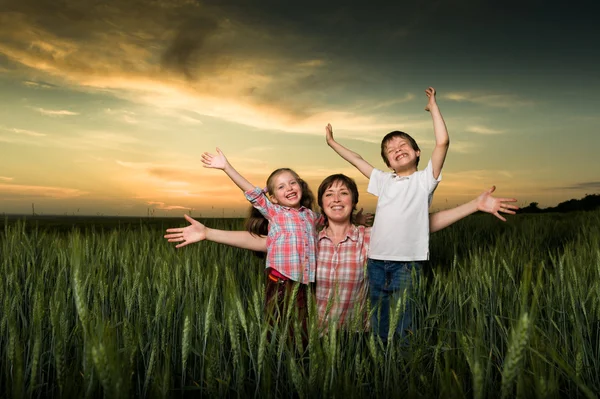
201, 148, 319, 330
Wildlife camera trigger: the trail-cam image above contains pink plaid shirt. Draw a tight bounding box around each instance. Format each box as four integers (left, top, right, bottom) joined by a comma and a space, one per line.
245, 187, 319, 283
316, 225, 371, 329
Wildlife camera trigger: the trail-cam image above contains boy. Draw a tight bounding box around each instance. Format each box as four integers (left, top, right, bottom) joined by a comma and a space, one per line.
325, 87, 449, 341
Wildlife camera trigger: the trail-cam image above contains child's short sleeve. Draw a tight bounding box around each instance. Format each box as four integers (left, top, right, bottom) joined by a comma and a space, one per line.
367, 168, 386, 197
421, 160, 442, 193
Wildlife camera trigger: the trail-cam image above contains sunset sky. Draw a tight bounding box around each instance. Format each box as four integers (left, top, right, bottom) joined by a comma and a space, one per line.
1, 0, 598, 217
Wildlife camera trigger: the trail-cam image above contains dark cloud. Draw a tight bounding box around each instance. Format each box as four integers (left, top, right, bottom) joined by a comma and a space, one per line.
23, 80, 58, 89
160, 15, 222, 79
556, 182, 600, 191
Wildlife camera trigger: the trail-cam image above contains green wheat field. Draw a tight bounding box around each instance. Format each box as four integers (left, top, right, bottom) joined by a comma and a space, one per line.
1, 211, 599, 398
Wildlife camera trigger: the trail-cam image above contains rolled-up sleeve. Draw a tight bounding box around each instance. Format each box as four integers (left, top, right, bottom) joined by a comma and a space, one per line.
244, 187, 276, 219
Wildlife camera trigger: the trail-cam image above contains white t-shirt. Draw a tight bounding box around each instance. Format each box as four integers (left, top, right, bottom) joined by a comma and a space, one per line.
367, 160, 441, 261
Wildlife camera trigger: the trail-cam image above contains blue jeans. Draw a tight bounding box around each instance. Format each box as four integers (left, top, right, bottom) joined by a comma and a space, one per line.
367, 259, 423, 341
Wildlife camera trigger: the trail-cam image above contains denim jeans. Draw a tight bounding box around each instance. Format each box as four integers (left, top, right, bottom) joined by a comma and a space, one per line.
367, 258, 423, 341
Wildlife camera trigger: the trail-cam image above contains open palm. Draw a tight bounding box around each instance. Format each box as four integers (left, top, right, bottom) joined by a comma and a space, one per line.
476, 186, 518, 222
201, 147, 229, 170
325, 123, 334, 142
164, 214, 206, 248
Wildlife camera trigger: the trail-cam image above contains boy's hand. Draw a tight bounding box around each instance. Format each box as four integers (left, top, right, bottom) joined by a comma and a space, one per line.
325, 123, 335, 144
201, 147, 229, 170
164, 214, 206, 248
476, 186, 519, 222
424, 87, 437, 112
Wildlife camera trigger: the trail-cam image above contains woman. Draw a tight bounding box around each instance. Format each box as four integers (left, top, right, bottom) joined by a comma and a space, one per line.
164, 175, 517, 330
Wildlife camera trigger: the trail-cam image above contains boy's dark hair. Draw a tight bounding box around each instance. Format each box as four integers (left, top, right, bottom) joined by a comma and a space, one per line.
245, 168, 315, 245
380, 131, 420, 168
317, 174, 359, 226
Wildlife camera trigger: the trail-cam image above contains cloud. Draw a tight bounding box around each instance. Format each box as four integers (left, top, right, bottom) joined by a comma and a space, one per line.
146, 201, 190, 211
32, 107, 79, 116
0, 0, 418, 135
554, 181, 600, 191
466, 125, 504, 135
363, 93, 416, 111
297, 59, 326, 68
439, 169, 517, 192
160, 15, 222, 79
22, 80, 57, 89
0, 183, 87, 199
443, 92, 534, 108
0, 176, 14, 182
5, 127, 48, 137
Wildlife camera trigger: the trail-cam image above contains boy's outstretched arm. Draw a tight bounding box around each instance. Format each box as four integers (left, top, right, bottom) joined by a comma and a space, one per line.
164, 214, 267, 251
201, 147, 254, 192
429, 186, 518, 233
425, 87, 450, 179
325, 123, 374, 179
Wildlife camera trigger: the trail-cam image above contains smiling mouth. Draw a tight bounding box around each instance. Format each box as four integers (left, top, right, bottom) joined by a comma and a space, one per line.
285, 193, 297, 200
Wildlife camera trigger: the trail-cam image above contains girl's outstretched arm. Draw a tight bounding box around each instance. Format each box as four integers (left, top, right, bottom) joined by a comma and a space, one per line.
429, 186, 518, 233
201, 147, 255, 192
164, 214, 267, 251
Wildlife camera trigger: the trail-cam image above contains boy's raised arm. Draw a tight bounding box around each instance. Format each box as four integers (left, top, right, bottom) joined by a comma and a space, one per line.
201, 147, 255, 192
325, 123, 374, 179
425, 87, 449, 180
429, 186, 518, 233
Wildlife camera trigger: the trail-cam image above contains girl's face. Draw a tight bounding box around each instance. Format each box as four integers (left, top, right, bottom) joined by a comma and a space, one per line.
269, 171, 303, 208
321, 180, 353, 223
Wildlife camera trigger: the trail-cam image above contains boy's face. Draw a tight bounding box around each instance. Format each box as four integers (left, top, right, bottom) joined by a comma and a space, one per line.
384, 136, 420, 172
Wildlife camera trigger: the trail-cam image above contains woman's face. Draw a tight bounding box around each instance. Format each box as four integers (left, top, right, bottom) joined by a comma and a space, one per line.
321, 180, 354, 224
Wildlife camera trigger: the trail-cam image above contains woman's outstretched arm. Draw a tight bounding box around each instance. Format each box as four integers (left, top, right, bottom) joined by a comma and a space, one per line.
164, 214, 267, 252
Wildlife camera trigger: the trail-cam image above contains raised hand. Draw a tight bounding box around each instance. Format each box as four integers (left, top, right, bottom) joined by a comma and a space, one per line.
424, 87, 437, 112
476, 186, 519, 222
164, 214, 206, 248
201, 147, 229, 170
355, 207, 374, 226
325, 123, 335, 144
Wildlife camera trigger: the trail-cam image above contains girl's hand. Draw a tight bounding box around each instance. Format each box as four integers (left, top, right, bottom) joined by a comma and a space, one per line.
201, 147, 229, 170
476, 186, 519, 222
325, 123, 335, 144
424, 87, 437, 112
355, 207, 374, 226
164, 214, 207, 248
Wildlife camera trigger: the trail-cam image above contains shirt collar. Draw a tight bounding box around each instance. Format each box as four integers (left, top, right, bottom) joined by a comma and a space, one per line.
318, 224, 359, 242
278, 204, 307, 212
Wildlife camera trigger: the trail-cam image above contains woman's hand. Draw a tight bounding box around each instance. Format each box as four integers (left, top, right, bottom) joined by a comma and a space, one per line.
164, 214, 207, 248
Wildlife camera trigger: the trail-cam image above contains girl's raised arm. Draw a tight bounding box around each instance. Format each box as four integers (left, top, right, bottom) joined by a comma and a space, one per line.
201, 147, 255, 192
164, 214, 267, 251
429, 186, 518, 233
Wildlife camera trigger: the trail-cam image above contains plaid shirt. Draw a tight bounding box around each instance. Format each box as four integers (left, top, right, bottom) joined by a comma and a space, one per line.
316, 225, 371, 329
245, 187, 319, 284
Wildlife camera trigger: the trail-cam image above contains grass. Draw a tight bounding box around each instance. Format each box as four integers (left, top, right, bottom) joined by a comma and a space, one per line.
1, 211, 599, 398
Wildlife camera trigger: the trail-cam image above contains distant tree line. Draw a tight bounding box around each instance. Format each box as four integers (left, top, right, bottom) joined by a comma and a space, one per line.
518, 194, 600, 214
